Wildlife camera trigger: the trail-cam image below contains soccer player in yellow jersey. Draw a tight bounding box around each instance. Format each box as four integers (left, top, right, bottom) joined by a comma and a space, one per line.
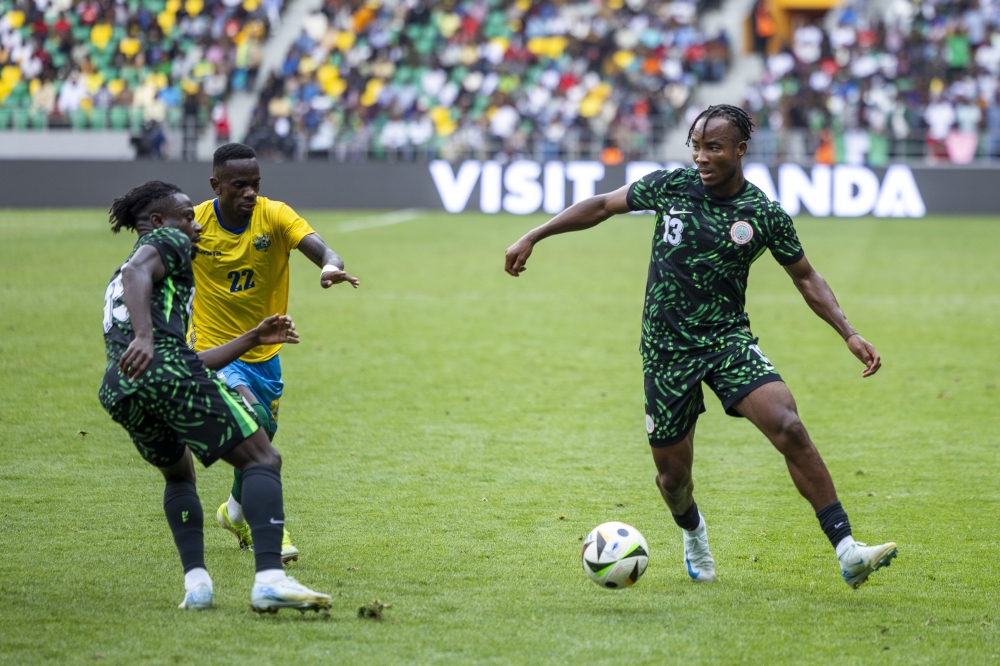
190, 143, 359, 562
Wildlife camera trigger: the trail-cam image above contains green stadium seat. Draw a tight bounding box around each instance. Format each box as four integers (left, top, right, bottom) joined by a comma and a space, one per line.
0, 108, 11, 130
29, 110, 47, 130
11, 108, 29, 131
109, 106, 128, 130
69, 109, 88, 131
166, 106, 182, 127
90, 108, 108, 130
130, 107, 144, 130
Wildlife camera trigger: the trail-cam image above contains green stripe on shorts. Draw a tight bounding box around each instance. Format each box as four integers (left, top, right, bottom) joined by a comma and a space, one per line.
215, 380, 259, 439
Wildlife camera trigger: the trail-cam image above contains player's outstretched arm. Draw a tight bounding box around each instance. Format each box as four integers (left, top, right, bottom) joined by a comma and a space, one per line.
119, 245, 167, 380
297, 233, 360, 289
784, 256, 881, 378
505, 184, 632, 277
198, 315, 300, 371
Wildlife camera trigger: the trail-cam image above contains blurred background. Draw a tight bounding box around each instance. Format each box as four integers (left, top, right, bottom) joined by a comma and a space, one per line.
1, 0, 998, 166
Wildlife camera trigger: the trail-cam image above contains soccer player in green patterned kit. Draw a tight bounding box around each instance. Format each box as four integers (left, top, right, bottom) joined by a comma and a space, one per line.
99, 181, 332, 612
504, 105, 899, 588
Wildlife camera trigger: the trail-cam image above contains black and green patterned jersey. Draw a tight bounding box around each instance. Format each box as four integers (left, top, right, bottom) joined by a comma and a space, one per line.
100, 227, 200, 404
626, 168, 804, 367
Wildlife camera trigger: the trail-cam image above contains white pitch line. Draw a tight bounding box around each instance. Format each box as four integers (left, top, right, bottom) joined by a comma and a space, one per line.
338, 208, 424, 232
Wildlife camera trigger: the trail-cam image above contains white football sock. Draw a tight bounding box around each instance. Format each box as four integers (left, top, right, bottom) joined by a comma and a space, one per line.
227, 495, 244, 523
255, 569, 286, 585
184, 567, 213, 592
835, 536, 856, 558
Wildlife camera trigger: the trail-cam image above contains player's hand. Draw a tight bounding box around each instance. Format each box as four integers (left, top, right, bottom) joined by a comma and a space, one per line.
847, 334, 881, 377
256, 314, 299, 346
321, 268, 359, 289
119, 337, 154, 381
504, 237, 534, 276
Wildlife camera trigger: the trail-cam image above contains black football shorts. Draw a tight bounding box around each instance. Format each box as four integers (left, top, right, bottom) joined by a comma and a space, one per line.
644, 333, 783, 447
102, 369, 261, 467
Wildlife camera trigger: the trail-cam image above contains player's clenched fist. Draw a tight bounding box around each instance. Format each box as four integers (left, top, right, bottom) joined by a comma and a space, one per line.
504, 237, 533, 276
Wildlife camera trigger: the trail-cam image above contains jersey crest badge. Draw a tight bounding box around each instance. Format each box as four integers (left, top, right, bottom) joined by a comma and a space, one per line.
253, 234, 271, 251
730, 221, 754, 245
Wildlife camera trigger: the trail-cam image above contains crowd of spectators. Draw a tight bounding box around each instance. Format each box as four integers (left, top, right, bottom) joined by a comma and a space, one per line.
0, 0, 281, 146
744, 0, 1000, 165
245, 0, 730, 161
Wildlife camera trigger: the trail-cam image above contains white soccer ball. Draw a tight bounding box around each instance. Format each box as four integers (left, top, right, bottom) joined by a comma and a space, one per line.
581, 521, 649, 589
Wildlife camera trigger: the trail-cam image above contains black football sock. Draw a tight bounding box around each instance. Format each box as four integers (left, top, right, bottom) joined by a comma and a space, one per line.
230, 403, 275, 506
230, 468, 242, 504
241, 465, 284, 572
672, 500, 701, 532
816, 500, 853, 550
163, 479, 205, 573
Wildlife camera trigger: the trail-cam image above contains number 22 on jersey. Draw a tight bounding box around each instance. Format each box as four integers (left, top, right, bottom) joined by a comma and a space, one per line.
227, 269, 256, 293
663, 216, 684, 246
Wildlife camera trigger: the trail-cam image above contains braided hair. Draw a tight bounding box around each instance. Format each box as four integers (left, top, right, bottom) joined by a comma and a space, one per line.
685, 104, 754, 147
108, 181, 182, 234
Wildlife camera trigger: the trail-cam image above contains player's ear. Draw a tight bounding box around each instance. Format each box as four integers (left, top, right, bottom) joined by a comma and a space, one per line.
209, 176, 221, 195
736, 140, 747, 158
149, 211, 163, 228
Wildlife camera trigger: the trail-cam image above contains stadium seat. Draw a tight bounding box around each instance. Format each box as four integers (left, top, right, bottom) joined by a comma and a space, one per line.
130, 108, 145, 131
69, 110, 88, 131
166, 107, 183, 129
0, 108, 11, 130
11, 109, 29, 131
90, 109, 108, 131
109, 107, 129, 131
29, 111, 47, 131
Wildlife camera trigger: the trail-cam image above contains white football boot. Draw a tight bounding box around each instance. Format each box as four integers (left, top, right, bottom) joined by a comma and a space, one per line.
683, 513, 716, 583
251, 576, 332, 614
839, 541, 898, 588
178, 584, 213, 610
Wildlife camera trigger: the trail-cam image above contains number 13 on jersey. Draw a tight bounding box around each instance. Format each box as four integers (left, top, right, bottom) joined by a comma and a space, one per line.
663, 217, 684, 246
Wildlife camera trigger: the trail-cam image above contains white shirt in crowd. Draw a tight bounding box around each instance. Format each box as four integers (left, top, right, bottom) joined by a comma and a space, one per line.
924, 100, 956, 140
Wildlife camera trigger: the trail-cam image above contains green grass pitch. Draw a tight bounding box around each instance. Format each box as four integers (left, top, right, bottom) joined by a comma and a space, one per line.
1, 209, 998, 664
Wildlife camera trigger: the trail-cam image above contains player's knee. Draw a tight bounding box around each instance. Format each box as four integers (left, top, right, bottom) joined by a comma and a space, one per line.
248, 442, 280, 470
656, 470, 689, 495
235, 430, 282, 470
267, 446, 282, 471
772, 411, 809, 448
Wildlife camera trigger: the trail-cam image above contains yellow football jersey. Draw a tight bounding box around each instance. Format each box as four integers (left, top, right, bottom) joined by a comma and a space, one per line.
189, 196, 314, 362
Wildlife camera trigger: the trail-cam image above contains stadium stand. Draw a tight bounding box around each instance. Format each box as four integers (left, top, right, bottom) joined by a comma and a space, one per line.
743, 0, 1000, 165
243, 0, 731, 161
0, 0, 283, 155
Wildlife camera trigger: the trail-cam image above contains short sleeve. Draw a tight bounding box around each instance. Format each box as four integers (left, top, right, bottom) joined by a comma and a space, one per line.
148, 228, 192, 278
766, 206, 805, 266
272, 200, 315, 250
626, 169, 677, 212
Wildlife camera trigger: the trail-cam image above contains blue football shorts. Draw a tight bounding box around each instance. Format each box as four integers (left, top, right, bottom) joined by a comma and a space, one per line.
217, 355, 283, 434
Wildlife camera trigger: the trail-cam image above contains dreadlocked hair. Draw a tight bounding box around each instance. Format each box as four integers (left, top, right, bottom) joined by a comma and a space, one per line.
685, 104, 754, 147
108, 181, 182, 234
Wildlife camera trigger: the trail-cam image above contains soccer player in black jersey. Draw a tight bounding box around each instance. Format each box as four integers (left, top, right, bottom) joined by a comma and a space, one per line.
99, 181, 332, 612
504, 105, 898, 588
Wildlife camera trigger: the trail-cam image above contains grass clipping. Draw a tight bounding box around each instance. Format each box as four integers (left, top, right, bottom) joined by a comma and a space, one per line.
358, 598, 391, 620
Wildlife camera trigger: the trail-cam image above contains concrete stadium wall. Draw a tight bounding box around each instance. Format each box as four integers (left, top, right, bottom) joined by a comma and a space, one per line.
0, 160, 998, 215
